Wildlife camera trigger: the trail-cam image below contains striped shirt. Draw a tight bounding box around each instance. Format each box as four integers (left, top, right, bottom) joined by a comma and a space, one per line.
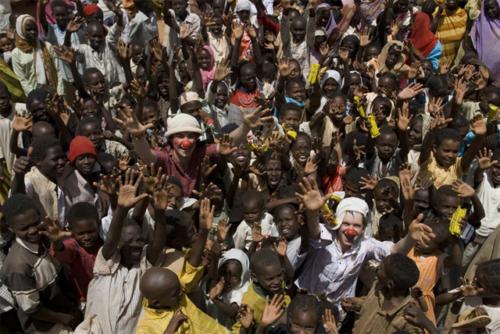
435, 8, 467, 64
295, 231, 393, 318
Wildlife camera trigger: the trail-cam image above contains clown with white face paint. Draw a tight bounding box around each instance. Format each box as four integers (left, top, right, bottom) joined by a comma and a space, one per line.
294, 178, 435, 321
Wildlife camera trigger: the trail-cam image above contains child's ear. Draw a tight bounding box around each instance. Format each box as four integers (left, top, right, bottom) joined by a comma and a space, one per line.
149, 298, 160, 308
386, 279, 396, 290
251, 272, 259, 284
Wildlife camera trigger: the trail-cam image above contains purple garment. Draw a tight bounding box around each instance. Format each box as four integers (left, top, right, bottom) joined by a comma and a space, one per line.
471, 0, 500, 85
316, 4, 337, 34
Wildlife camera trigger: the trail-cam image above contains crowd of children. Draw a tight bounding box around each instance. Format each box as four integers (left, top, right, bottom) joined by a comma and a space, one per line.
1, 0, 500, 332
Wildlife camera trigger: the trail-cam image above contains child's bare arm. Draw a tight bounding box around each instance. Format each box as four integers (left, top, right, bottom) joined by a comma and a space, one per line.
102, 170, 148, 260
295, 177, 330, 240
188, 198, 213, 268
273, 238, 294, 280
146, 175, 170, 265
443, 237, 463, 269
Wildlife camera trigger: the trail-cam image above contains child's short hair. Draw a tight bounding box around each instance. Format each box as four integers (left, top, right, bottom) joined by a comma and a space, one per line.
434, 185, 460, 205
378, 125, 397, 137
143, 98, 159, 111
374, 178, 399, 198
279, 103, 302, 119
83, 67, 104, 85
427, 75, 448, 97
377, 72, 398, 90
372, 96, 392, 115
434, 128, 462, 147
242, 190, 265, 209
285, 77, 305, 93
273, 203, 298, 217
293, 132, 311, 144
378, 213, 402, 235
51, 0, 68, 11
31, 136, 61, 163
386, 253, 420, 290
2, 194, 39, 226
167, 176, 183, 191
476, 259, 500, 295
449, 115, 469, 131
250, 248, 282, 274
67, 202, 99, 228
345, 166, 370, 184
76, 116, 100, 135
287, 294, 321, 322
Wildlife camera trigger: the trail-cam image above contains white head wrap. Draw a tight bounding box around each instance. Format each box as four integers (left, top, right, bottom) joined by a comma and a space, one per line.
16, 14, 36, 40
331, 197, 369, 230
218, 249, 251, 304
320, 69, 342, 89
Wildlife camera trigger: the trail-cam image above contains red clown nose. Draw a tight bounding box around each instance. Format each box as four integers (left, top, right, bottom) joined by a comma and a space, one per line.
181, 140, 192, 149
345, 228, 356, 239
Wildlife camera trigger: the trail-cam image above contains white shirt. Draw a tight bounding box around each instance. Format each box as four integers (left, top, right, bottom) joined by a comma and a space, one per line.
232, 212, 280, 251
122, 11, 158, 47
475, 171, 500, 237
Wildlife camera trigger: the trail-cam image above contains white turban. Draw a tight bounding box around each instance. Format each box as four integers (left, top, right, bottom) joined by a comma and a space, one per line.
320, 69, 342, 89
331, 197, 369, 230
16, 14, 36, 40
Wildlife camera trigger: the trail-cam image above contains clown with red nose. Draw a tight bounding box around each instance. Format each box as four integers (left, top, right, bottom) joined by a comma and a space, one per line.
331, 197, 370, 253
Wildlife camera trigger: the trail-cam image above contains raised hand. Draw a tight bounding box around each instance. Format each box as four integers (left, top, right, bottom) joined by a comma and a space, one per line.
245, 24, 257, 39
216, 219, 232, 242
322, 308, 339, 334
295, 177, 331, 211
140, 163, 162, 194
273, 238, 288, 257
93, 173, 120, 196
341, 297, 364, 313
471, 115, 487, 136
13, 112, 33, 132
118, 155, 131, 172
232, 21, 244, 39
397, 101, 412, 131
399, 163, 415, 200
477, 148, 497, 170
304, 156, 318, 175
278, 57, 292, 77
66, 15, 85, 33
113, 104, 153, 136
252, 222, 264, 243
453, 77, 468, 105
192, 182, 223, 202
149, 37, 163, 61
438, 60, 452, 75
46, 94, 71, 125
352, 138, 366, 161
218, 134, 237, 156
129, 79, 149, 99
451, 180, 475, 198
209, 277, 225, 300
360, 174, 378, 191
165, 309, 189, 334
199, 198, 214, 231
213, 60, 232, 82
427, 97, 446, 118
459, 277, 485, 297
152, 174, 170, 211
238, 305, 254, 329
38, 216, 71, 243
260, 295, 285, 327
428, 110, 452, 131
117, 38, 132, 61
201, 156, 217, 180
53, 45, 76, 64
241, 106, 274, 129
179, 22, 191, 40
408, 213, 436, 245
359, 26, 373, 47
398, 82, 424, 100
117, 169, 149, 208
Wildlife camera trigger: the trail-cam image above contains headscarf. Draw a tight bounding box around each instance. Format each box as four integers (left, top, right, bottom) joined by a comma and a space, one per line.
316, 4, 338, 34
200, 45, 215, 91
359, 0, 386, 24
320, 70, 342, 89
218, 249, 250, 304
471, 0, 500, 85
331, 197, 369, 230
407, 12, 439, 57
15, 15, 58, 91
378, 40, 409, 76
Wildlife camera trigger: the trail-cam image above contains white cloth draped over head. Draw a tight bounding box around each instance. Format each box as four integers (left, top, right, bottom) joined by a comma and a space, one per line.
218, 248, 250, 304
15, 14, 47, 86
332, 197, 369, 230
320, 69, 342, 89
234, 0, 259, 27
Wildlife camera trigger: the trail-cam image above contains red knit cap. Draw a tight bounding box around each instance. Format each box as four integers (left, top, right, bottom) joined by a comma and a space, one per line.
68, 136, 97, 164
84, 4, 100, 17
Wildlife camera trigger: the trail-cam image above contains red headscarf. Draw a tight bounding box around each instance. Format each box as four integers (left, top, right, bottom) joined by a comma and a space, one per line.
84, 4, 101, 18
407, 12, 439, 58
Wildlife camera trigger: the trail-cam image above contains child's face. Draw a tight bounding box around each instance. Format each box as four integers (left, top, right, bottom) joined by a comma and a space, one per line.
237, 9, 250, 24
289, 309, 319, 334
378, 226, 398, 243
209, 17, 223, 36
87, 24, 104, 50
413, 189, 430, 211
344, 178, 363, 198
433, 139, 460, 168
264, 159, 282, 189
253, 263, 284, 294
28, 99, 49, 122
86, 72, 106, 99
131, 44, 144, 64
348, 74, 361, 98
10, 208, 42, 244
52, 5, 70, 30
372, 100, 391, 124
375, 133, 398, 161
37, 146, 67, 180
326, 148, 339, 175
230, 144, 250, 170
24, 20, 38, 43
0, 37, 12, 53
291, 19, 306, 43
364, 45, 380, 62
374, 188, 394, 214
198, 49, 212, 70
74, 153, 96, 176
240, 65, 257, 91
408, 118, 423, 148
491, 161, 500, 186
288, 62, 301, 79
141, 106, 159, 126
214, 83, 228, 109
242, 200, 264, 224
276, 207, 300, 241
71, 218, 99, 250
324, 78, 340, 99
220, 259, 242, 291
80, 99, 100, 119
157, 76, 169, 98
281, 110, 301, 132
81, 122, 104, 150
291, 137, 311, 166
119, 223, 145, 265
167, 184, 183, 209
287, 82, 306, 103
437, 195, 460, 220
328, 96, 346, 122
0, 87, 10, 116
377, 77, 395, 97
